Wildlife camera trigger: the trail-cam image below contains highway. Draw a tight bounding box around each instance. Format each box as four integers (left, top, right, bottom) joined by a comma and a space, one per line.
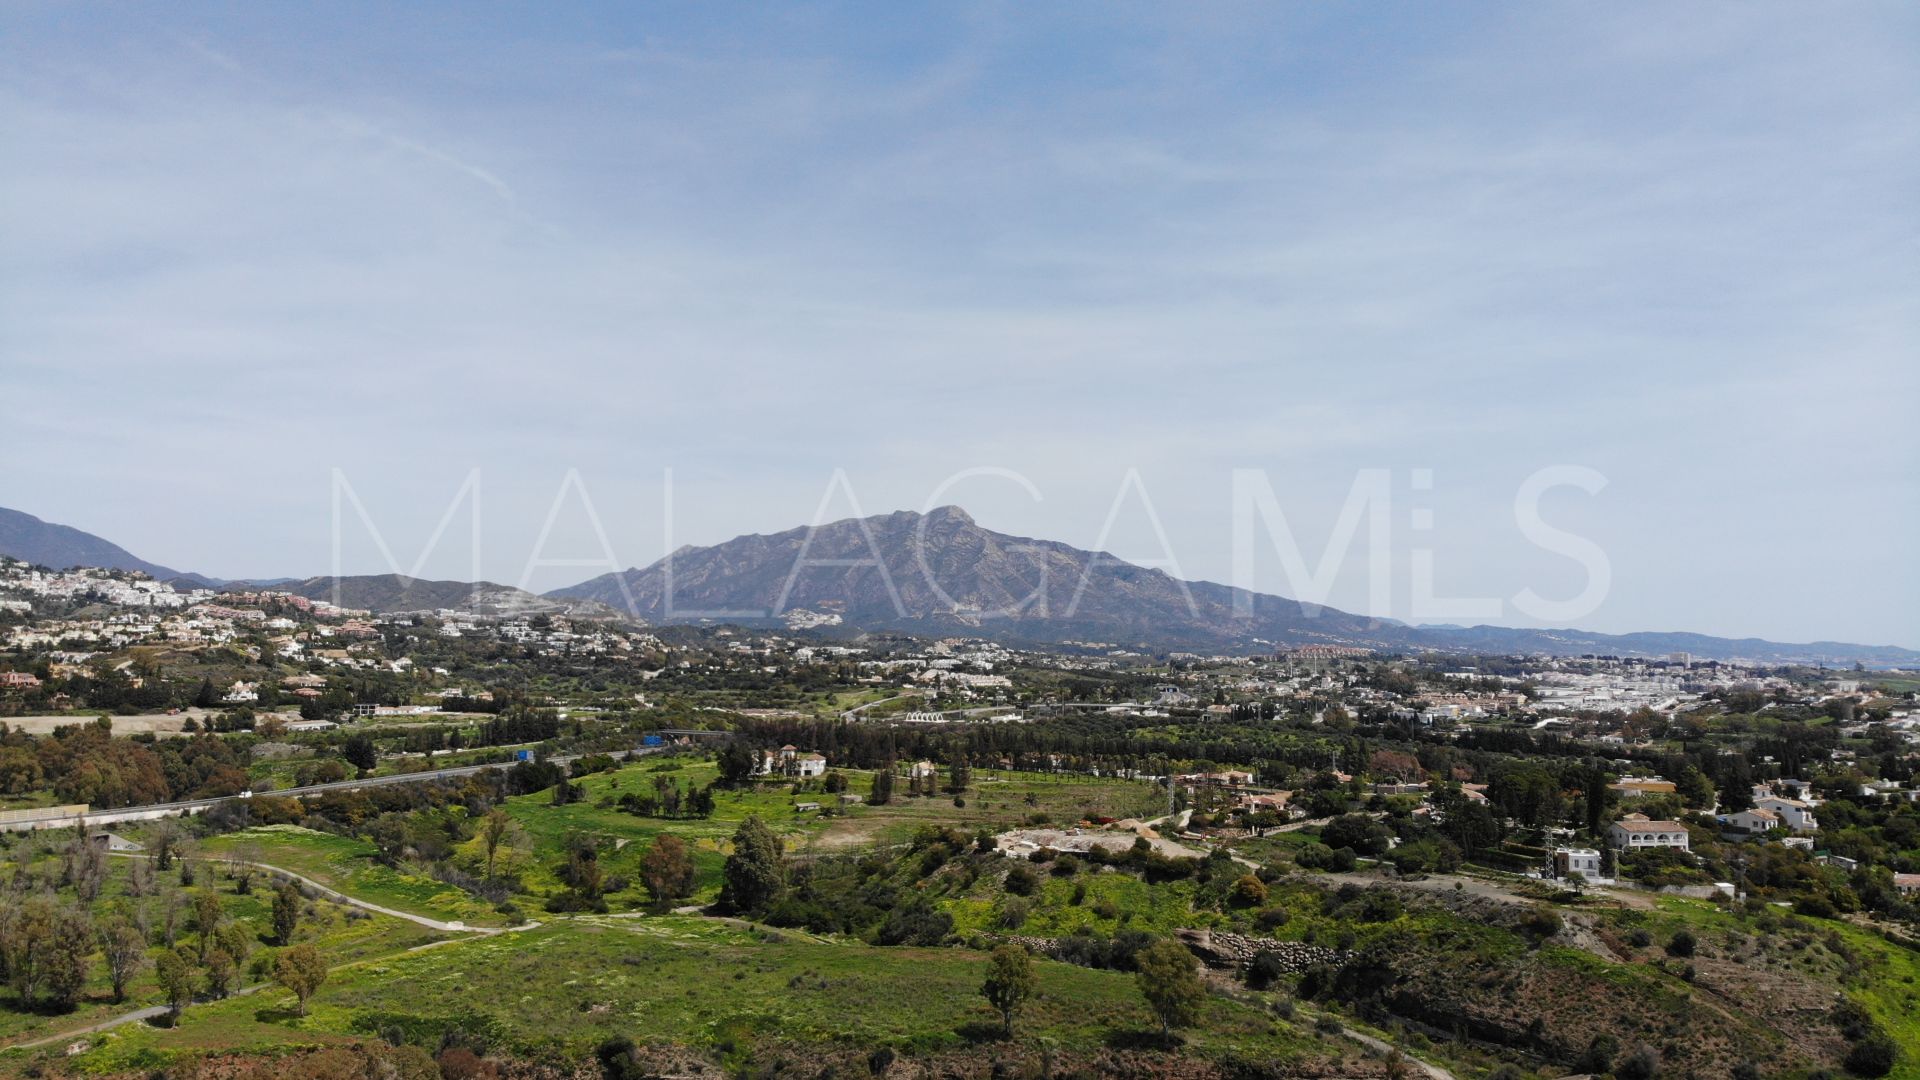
0, 745, 660, 834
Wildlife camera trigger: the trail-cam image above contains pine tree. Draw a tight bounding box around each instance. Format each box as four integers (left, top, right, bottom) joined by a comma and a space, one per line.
1135, 938, 1206, 1041
718, 816, 785, 915
980, 944, 1036, 1036
272, 882, 302, 946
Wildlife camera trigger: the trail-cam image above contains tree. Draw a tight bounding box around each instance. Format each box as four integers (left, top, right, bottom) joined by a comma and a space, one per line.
100, 918, 149, 1003
1321, 813, 1392, 856
717, 741, 757, 785
480, 809, 518, 880
980, 944, 1037, 1037
640, 834, 696, 907
342, 733, 379, 774
192, 888, 223, 960
217, 921, 253, 974
1583, 765, 1617, 837
151, 820, 182, 870
1674, 765, 1715, 810
272, 881, 302, 946
160, 887, 184, 946
718, 815, 785, 915
42, 903, 94, 1011
273, 943, 328, 1016
226, 846, 258, 895
203, 945, 238, 998
564, 831, 605, 901
0, 896, 94, 1009
155, 948, 196, 1024
1134, 938, 1206, 1041
61, 829, 107, 903
870, 766, 894, 807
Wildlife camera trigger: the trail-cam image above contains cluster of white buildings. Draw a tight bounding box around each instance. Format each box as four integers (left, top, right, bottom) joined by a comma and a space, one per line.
426, 611, 656, 659
755, 744, 828, 778
0, 561, 200, 609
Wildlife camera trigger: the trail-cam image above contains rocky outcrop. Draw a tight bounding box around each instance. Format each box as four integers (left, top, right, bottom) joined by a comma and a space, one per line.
991, 929, 1346, 973
1175, 928, 1347, 971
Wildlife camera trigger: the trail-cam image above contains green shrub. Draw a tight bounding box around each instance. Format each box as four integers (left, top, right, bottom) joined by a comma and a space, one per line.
1845, 1033, 1895, 1078
1230, 874, 1269, 907
1004, 864, 1041, 896
998, 897, 1031, 930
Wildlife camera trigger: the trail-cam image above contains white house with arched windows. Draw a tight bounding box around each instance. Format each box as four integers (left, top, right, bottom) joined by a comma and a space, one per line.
1607, 814, 1690, 852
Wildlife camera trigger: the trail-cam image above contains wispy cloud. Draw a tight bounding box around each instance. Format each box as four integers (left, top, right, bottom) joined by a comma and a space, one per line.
0, 4, 1913, 643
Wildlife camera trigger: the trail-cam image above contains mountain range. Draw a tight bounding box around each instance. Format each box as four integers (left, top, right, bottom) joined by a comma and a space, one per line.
3, 503, 1914, 664
549, 506, 1920, 665
271, 574, 610, 618
0, 506, 218, 586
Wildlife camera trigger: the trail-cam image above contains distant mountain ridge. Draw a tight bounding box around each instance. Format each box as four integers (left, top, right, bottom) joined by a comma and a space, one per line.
4, 503, 1912, 662
0, 505, 217, 586
551, 505, 1403, 649
259, 574, 613, 618
546, 506, 1920, 664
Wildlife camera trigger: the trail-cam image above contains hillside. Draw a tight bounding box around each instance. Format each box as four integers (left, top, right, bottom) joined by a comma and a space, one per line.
549, 506, 1920, 663
262, 574, 612, 617
0, 505, 198, 582
5, 502, 1910, 661
549, 506, 1405, 651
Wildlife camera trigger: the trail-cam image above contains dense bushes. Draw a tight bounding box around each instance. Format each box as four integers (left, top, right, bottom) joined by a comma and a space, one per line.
1294, 843, 1357, 872
876, 902, 953, 946
1051, 928, 1156, 972
1834, 1001, 1895, 1078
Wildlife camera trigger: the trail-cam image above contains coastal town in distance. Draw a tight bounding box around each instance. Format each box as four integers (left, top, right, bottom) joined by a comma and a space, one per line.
4, 3, 1916, 1079
0, 510, 1916, 1078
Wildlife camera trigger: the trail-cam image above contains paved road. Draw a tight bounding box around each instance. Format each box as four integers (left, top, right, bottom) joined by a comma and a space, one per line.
0, 763, 508, 834
838, 691, 924, 722
1, 745, 663, 834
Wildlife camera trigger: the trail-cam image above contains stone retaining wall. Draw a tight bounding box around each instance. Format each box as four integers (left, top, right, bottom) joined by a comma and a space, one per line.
1175, 928, 1347, 972
991, 929, 1347, 973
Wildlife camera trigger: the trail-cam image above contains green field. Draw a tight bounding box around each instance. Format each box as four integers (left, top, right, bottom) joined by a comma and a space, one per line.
469, 760, 1165, 907
191, 761, 1164, 920
197, 826, 506, 927
55, 916, 1346, 1075
0, 856, 441, 1050
944, 869, 1219, 938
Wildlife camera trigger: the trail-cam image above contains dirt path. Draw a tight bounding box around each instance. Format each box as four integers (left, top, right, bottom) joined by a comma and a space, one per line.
1206, 971, 1455, 1080
112, 852, 516, 935
15, 1004, 166, 1050
1338, 1023, 1457, 1080
12, 983, 271, 1051
19, 856, 533, 1054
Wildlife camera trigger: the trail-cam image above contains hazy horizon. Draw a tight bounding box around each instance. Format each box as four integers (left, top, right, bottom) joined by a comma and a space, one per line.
5, 5, 1916, 647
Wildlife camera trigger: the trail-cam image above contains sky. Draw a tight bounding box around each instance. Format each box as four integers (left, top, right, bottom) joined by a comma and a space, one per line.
3, 3, 1916, 647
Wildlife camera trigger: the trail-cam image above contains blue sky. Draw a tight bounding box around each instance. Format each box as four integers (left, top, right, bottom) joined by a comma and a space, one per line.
3, 4, 1916, 646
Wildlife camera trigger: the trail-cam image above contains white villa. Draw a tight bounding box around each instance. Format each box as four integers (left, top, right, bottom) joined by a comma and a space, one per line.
1607, 814, 1691, 852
